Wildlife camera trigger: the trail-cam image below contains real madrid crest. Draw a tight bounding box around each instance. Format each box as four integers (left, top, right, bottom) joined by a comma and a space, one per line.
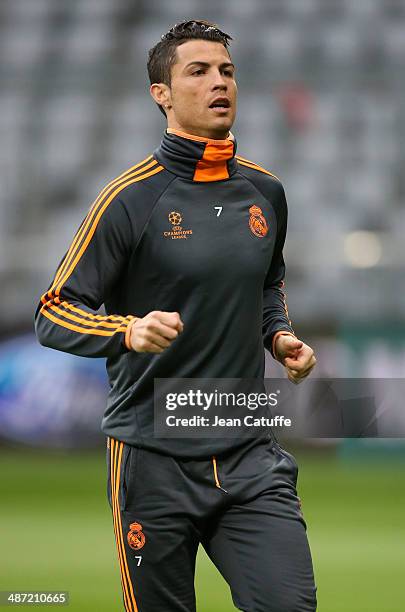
249, 205, 268, 238
127, 522, 146, 551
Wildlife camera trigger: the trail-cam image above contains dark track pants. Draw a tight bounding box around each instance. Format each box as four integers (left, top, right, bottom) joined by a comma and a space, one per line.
106, 436, 317, 612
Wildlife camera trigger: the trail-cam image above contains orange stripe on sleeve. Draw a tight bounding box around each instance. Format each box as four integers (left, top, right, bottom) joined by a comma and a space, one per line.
39, 306, 128, 337
236, 154, 263, 166
236, 156, 280, 181
54, 165, 164, 299
58, 301, 133, 324
44, 157, 157, 303
124, 318, 139, 351
51, 156, 154, 289
279, 281, 292, 326
44, 303, 130, 330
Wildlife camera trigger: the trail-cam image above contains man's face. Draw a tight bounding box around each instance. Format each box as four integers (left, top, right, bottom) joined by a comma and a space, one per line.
164, 39, 237, 139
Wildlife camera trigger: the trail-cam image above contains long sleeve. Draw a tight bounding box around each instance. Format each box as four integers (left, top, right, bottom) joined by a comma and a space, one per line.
262, 183, 295, 359
35, 195, 135, 358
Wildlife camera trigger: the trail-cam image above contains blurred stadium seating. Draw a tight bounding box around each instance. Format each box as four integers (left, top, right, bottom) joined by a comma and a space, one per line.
1, 6, 404, 610
0, 0, 404, 350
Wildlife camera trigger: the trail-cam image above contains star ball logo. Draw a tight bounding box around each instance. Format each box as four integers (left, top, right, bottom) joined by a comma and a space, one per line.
163, 211, 193, 240
168, 211, 182, 225
249, 205, 268, 238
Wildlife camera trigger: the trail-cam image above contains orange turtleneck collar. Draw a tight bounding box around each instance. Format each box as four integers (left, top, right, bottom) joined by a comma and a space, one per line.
153, 128, 238, 182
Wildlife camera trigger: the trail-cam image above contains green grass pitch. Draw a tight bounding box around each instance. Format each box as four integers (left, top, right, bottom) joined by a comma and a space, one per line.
1, 446, 404, 611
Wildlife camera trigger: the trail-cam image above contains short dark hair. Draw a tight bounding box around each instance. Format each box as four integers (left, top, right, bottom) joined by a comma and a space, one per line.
147, 19, 233, 117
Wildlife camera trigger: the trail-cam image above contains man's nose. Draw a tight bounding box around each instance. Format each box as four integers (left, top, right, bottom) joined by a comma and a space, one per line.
211, 70, 228, 89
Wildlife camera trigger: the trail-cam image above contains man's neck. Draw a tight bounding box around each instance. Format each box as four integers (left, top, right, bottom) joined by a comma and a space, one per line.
166, 122, 230, 141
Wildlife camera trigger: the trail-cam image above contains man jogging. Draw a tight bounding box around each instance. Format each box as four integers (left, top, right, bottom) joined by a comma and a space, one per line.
35, 19, 317, 612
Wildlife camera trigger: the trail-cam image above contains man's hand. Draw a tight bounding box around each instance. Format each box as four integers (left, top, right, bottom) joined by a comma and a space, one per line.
129, 311, 183, 354
274, 334, 316, 384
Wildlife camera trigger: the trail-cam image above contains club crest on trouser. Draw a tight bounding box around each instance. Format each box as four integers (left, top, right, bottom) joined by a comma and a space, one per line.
127, 522, 146, 550
249, 205, 268, 238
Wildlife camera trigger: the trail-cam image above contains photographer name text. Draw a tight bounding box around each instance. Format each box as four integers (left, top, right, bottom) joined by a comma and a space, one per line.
166, 415, 291, 428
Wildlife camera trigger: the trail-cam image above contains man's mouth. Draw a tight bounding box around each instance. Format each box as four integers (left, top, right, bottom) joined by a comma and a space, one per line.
209, 98, 231, 111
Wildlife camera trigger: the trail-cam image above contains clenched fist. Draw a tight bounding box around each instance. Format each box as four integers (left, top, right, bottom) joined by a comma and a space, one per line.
128, 311, 183, 354
274, 333, 316, 384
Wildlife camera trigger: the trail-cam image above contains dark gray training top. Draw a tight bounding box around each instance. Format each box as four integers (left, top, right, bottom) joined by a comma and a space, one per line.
35, 128, 294, 458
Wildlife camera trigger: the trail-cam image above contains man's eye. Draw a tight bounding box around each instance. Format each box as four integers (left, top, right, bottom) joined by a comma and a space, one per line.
193, 69, 204, 75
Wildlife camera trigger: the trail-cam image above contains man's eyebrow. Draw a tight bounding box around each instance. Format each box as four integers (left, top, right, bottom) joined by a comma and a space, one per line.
184, 61, 235, 70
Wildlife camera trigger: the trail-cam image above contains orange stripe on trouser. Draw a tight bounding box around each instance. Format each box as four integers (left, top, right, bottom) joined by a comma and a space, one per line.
110, 438, 138, 612
110, 439, 131, 611
212, 456, 228, 493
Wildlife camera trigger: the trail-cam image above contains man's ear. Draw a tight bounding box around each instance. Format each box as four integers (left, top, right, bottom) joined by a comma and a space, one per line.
150, 83, 172, 110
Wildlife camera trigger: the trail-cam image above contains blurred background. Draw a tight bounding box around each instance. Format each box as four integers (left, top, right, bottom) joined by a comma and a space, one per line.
0, 0, 404, 610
